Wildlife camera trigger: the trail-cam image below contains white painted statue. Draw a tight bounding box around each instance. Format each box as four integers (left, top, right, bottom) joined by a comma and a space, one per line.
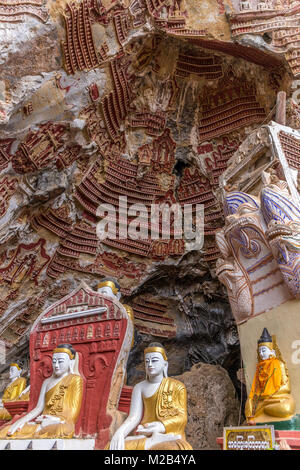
107, 342, 192, 450
0, 362, 26, 420
0, 344, 83, 439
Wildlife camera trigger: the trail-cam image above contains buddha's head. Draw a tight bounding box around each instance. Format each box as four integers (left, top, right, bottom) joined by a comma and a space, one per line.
144, 342, 168, 379
258, 328, 275, 361
52, 344, 76, 378
9, 361, 22, 380
97, 278, 121, 301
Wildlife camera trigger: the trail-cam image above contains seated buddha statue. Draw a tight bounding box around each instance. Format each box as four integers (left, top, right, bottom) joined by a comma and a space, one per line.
108, 342, 192, 450
97, 277, 134, 347
0, 344, 83, 439
245, 328, 295, 425
0, 361, 26, 421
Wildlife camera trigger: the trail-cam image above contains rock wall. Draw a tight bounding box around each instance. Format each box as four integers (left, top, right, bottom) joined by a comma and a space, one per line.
177, 362, 240, 449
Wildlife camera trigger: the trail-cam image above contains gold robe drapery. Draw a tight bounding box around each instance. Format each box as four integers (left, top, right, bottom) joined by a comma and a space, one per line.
0, 374, 83, 439
124, 377, 192, 450
0, 377, 26, 421
245, 357, 295, 420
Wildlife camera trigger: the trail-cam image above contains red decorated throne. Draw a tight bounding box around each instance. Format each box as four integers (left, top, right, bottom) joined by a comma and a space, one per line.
25, 281, 133, 449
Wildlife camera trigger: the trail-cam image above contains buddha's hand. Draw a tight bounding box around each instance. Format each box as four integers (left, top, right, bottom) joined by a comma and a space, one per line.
137, 421, 165, 436
7, 417, 26, 436
110, 430, 125, 450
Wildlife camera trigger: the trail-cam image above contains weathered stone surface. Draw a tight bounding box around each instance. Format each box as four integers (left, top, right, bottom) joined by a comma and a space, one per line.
176, 362, 240, 450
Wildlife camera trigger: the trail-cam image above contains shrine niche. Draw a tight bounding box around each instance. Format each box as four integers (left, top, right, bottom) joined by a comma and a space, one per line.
18, 282, 134, 449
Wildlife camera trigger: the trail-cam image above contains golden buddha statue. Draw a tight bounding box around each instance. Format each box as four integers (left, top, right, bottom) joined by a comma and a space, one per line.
0, 362, 26, 421
245, 328, 295, 425
107, 342, 192, 450
0, 344, 83, 439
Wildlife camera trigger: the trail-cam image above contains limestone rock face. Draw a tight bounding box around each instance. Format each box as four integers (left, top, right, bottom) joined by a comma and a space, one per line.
177, 362, 240, 449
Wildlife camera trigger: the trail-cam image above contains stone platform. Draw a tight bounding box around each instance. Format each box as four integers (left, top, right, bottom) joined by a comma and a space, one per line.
0, 439, 95, 450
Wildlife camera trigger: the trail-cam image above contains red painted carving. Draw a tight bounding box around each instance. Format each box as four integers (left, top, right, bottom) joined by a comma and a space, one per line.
175, 50, 223, 79
62, 0, 104, 75
229, 4, 300, 76
188, 37, 282, 69
278, 130, 300, 170
198, 67, 266, 142
80, 104, 126, 157
117, 385, 133, 414
0, 139, 13, 171
129, 110, 166, 136
29, 283, 132, 449
0, 0, 48, 23
0, 176, 18, 218
200, 136, 240, 187
132, 297, 175, 329
31, 205, 73, 239
57, 219, 98, 258
56, 144, 81, 170
12, 123, 67, 174
74, 129, 182, 259
89, 83, 100, 102
0, 239, 50, 286
114, 10, 131, 45
101, 56, 132, 141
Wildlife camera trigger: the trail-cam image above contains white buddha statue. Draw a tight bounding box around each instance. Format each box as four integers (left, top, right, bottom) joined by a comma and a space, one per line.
97, 277, 134, 345
107, 342, 192, 450
0, 344, 83, 439
0, 362, 26, 420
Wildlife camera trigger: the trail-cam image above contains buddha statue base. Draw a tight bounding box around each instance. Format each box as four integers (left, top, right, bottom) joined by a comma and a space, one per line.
258, 414, 300, 431
0, 438, 95, 450
246, 394, 296, 425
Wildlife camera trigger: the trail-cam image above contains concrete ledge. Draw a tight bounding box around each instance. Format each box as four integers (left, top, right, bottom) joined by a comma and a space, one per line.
0, 439, 95, 450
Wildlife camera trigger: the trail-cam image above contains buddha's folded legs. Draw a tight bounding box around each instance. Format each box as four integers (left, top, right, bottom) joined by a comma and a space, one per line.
0, 408, 11, 421
34, 421, 75, 439
148, 439, 193, 450
0, 421, 75, 439
0, 423, 37, 439
263, 395, 295, 418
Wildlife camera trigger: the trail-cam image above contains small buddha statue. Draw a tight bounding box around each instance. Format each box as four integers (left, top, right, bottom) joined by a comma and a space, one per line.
0, 344, 83, 439
0, 361, 26, 421
107, 342, 192, 450
245, 328, 295, 424
97, 277, 134, 346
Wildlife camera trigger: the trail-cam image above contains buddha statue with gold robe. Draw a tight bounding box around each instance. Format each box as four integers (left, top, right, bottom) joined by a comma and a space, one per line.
0, 344, 83, 439
245, 328, 295, 425
97, 277, 134, 347
107, 342, 192, 450
0, 362, 26, 421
